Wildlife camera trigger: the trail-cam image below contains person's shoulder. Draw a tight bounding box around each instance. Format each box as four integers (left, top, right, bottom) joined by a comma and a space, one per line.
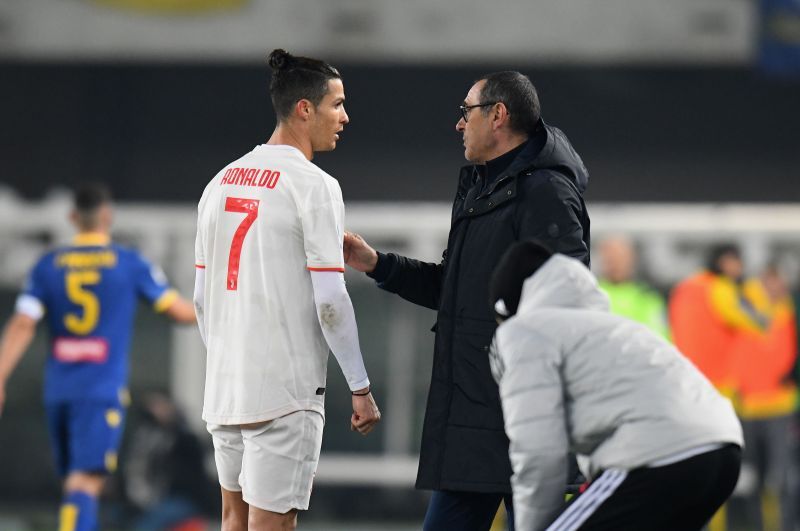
295, 160, 342, 196
109, 244, 151, 269
498, 312, 557, 344
264, 146, 337, 183
518, 168, 580, 196
515, 171, 583, 214
301, 157, 339, 186
636, 282, 665, 301
29, 248, 59, 273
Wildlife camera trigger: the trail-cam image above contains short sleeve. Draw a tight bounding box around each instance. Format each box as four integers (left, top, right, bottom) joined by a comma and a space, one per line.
22, 257, 49, 303
195, 184, 210, 270
133, 252, 177, 313
300, 178, 345, 272
17, 258, 49, 319
195, 219, 206, 271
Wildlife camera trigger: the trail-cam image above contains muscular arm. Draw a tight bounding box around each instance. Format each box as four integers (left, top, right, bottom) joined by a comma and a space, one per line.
310, 271, 380, 435
162, 296, 197, 324
310, 271, 369, 391
0, 311, 39, 417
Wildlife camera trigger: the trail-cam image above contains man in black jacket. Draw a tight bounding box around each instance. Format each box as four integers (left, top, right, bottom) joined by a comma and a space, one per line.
344, 71, 590, 531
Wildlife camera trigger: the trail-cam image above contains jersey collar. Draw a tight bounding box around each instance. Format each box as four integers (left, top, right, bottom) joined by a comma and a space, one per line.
73, 233, 111, 247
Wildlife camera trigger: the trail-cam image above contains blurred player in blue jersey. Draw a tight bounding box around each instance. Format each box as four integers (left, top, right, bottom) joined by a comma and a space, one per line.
0, 183, 196, 531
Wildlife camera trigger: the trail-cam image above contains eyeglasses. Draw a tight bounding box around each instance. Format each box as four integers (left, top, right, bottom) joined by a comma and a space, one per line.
459, 102, 498, 122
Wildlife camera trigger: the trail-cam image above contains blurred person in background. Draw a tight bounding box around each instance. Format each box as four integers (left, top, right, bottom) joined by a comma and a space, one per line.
669, 244, 753, 531
0, 183, 196, 531
344, 71, 590, 531
124, 390, 215, 531
488, 241, 742, 531
596, 235, 669, 338
669, 244, 794, 531
194, 49, 381, 531
729, 264, 798, 531
669, 244, 755, 400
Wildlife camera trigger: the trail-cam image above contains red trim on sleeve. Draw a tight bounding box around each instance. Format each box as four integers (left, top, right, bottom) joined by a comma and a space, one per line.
307, 266, 345, 272
195, 264, 206, 269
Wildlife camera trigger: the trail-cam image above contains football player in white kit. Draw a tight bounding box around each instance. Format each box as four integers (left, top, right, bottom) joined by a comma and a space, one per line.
193, 49, 381, 530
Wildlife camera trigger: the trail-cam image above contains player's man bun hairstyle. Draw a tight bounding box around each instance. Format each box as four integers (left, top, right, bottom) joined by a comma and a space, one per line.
489, 240, 554, 321
268, 48, 293, 71
268, 48, 342, 122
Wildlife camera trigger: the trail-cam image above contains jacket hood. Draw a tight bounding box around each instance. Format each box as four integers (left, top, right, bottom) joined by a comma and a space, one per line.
511, 121, 589, 193
517, 255, 609, 314
457, 121, 590, 195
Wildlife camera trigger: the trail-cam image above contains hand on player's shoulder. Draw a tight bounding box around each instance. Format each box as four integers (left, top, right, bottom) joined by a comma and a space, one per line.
343, 232, 378, 273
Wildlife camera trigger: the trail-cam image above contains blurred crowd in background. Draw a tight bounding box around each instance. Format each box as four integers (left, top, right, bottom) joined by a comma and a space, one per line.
597, 237, 800, 531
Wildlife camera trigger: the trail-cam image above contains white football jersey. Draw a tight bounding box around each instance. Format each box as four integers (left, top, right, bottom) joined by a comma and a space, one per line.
196, 144, 346, 425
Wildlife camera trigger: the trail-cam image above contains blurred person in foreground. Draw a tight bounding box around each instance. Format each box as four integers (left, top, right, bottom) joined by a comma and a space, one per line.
344, 71, 590, 530
489, 241, 743, 531
596, 235, 669, 338
124, 390, 215, 531
0, 183, 196, 531
730, 265, 798, 531
194, 49, 380, 531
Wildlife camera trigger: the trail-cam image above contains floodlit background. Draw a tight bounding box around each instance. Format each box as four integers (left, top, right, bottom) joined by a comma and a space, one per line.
0, 0, 799, 529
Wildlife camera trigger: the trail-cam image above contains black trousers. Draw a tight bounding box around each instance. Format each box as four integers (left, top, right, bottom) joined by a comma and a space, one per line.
422, 490, 514, 531
546, 444, 741, 531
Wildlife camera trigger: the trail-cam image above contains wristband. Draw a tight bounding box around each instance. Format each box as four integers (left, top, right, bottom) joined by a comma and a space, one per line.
352, 389, 371, 396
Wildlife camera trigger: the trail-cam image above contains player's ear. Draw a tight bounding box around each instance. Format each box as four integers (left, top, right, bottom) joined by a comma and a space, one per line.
295, 99, 313, 121
98, 203, 114, 230
492, 103, 509, 131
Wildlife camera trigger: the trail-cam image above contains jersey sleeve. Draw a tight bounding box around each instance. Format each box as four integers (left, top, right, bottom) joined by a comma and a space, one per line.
195, 186, 209, 270
16, 257, 49, 320
300, 177, 346, 272
195, 225, 206, 271
133, 252, 177, 313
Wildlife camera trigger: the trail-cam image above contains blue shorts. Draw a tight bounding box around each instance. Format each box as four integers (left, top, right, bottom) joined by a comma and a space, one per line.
45, 399, 126, 477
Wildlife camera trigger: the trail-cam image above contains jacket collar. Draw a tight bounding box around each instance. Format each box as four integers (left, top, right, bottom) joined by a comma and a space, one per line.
457, 121, 550, 198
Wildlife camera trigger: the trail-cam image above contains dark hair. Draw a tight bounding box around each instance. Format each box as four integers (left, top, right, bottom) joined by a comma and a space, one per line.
74, 182, 111, 214
706, 243, 741, 275
268, 49, 342, 121
489, 240, 553, 319
73, 182, 112, 230
478, 71, 541, 136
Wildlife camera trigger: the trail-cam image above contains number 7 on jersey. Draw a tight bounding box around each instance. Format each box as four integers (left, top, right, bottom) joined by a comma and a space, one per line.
225, 197, 260, 291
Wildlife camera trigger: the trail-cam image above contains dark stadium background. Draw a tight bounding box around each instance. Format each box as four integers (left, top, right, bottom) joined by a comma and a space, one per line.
2, 62, 798, 204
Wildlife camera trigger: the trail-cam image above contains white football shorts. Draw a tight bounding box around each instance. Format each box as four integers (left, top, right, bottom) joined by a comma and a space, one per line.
207, 410, 324, 513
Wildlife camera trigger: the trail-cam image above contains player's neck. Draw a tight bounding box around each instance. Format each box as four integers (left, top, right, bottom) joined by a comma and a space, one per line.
267, 124, 313, 161
73, 231, 111, 246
